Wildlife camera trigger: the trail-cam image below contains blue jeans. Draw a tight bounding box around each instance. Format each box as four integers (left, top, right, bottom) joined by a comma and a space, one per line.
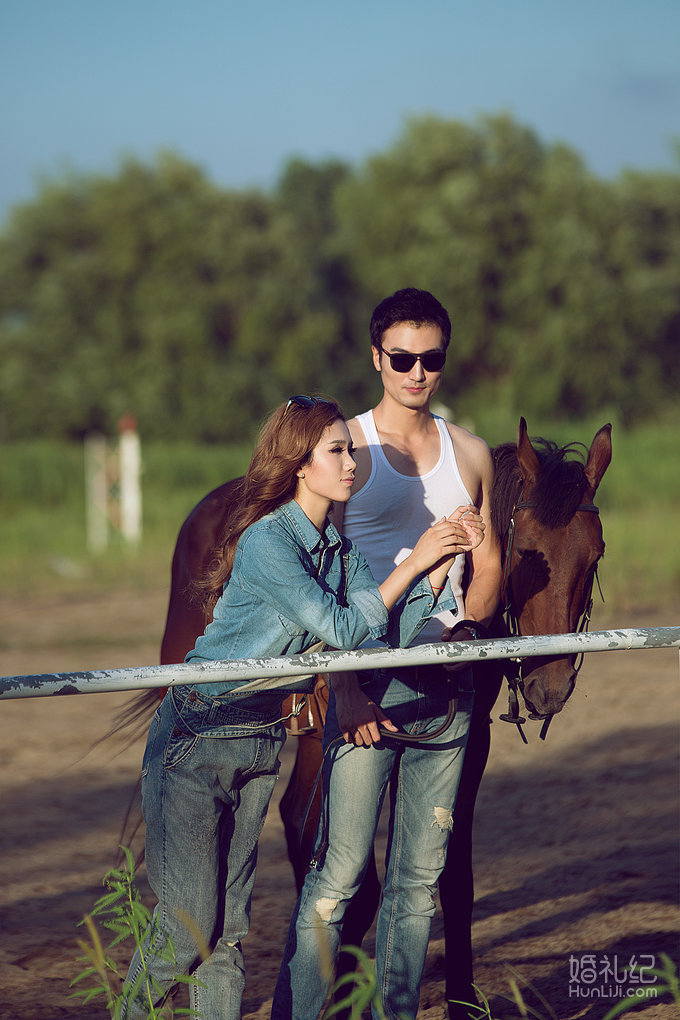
272, 667, 473, 1020
120, 686, 287, 1020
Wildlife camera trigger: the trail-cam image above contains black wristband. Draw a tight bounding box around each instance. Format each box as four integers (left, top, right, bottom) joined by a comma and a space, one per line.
449, 619, 489, 641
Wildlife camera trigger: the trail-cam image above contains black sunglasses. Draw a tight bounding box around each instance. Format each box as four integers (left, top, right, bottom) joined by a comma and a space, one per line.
285, 395, 330, 411
378, 344, 446, 373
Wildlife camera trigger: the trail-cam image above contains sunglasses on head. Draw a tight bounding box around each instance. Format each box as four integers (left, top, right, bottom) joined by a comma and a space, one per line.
285, 395, 330, 412
378, 343, 446, 373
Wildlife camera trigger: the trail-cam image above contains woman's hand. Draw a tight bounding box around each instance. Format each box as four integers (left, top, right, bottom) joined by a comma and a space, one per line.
333, 673, 397, 745
425, 506, 485, 594
449, 504, 485, 551
408, 517, 471, 575
378, 510, 484, 611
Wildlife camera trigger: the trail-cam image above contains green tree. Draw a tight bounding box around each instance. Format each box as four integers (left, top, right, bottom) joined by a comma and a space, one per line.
612, 166, 680, 421
1, 120, 677, 441
0, 153, 280, 440
506, 149, 680, 424
234, 156, 364, 415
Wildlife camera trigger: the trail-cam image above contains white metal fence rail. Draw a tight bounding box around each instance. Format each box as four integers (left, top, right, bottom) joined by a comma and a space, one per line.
1, 627, 678, 700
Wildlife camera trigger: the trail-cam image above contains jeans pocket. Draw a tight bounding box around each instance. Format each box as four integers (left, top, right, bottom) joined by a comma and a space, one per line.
140, 709, 161, 779
163, 700, 200, 770
163, 728, 199, 770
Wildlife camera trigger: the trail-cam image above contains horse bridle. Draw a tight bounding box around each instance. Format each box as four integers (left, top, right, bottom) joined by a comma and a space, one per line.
500, 497, 603, 742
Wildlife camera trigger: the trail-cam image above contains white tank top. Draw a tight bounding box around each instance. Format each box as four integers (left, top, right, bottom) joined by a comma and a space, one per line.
344, 411, 473, 646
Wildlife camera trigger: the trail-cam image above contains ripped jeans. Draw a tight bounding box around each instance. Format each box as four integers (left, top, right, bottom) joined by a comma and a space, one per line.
272, 666, 473, 1020
120, 686, 286, 1020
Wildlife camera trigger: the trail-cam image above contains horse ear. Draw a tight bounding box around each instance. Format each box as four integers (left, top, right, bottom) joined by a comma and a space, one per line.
516, 417, 540, 487
584, 423, 612, 496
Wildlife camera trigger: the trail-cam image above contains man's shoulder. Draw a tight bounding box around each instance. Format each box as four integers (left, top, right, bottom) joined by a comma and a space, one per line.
439, 419, 495, 498
442, 419, 493, 459
346, 414, 363, 430
346, 413, 369, 446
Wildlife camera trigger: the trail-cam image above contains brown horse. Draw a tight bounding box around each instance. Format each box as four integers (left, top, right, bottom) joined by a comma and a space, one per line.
153, 416, 612, 1016
442, 417, 611, 1014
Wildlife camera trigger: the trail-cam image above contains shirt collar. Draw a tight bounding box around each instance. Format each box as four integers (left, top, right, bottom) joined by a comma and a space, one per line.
279, 499, 343, 554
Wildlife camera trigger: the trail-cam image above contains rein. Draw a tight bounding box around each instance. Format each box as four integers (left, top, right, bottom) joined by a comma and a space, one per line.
303, 621, 483, 869
500, 498, 602, 742
308, 684, 465, 872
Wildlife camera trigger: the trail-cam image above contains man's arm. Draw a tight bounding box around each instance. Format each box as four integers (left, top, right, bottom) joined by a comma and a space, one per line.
445, 426, 502, 627
463, 440, 501, 626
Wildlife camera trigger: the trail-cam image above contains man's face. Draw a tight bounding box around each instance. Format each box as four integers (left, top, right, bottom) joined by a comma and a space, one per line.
372, 322, 446, 409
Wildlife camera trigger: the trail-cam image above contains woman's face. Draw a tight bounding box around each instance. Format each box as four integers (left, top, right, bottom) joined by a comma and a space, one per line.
295, 419, 356, 514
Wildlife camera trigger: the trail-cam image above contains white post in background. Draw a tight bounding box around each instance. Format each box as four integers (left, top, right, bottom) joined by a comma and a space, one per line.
118, 415, 142, 546
84, 433, 108, 553
84, 418, 142, 552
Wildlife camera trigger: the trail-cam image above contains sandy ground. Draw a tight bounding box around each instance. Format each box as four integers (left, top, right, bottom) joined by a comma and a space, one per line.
0, 588, 678, 1020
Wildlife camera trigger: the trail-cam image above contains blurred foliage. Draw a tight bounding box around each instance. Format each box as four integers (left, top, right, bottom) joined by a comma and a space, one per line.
0, 113, 678, 442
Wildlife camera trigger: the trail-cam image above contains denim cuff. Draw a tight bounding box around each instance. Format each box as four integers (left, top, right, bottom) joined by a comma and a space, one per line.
348, 586, 391, 639
408, 576, 458, 617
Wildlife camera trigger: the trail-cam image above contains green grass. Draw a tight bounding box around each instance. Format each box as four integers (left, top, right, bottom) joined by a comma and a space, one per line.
1, 419, 678, 612
588, 409, 680, 614
0, 439, 251, 597
71, 846, 202, 1017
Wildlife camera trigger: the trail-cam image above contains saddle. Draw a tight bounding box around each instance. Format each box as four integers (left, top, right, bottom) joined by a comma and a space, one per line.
283, 675, 329, 737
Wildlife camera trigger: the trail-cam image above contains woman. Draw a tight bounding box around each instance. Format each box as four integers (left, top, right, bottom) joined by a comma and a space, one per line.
121, 396, 483, 1020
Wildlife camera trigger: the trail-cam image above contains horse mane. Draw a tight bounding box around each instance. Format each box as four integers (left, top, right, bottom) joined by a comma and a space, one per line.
491, 437, 590, 539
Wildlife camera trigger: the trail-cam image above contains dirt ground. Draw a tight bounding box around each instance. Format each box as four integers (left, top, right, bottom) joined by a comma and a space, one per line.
0, 588, 678, 1020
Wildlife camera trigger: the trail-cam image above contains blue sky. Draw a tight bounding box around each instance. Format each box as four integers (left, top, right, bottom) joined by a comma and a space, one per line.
2, 0, 678, 225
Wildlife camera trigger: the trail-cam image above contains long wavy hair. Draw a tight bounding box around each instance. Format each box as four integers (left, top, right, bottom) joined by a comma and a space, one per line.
196, 397, 345, 615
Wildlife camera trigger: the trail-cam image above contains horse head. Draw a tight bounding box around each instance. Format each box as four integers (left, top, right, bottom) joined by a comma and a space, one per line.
498, 418, 612, 719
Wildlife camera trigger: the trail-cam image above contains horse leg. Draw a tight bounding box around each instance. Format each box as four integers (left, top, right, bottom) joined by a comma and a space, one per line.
441, 662, 502, 1019
279, 730, 325, 893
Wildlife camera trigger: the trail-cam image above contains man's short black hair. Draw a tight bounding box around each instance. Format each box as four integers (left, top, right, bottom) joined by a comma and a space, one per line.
370, 288, 452, 350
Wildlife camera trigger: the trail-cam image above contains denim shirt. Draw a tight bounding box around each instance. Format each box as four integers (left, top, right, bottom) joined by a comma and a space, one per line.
185, 499, 456, 704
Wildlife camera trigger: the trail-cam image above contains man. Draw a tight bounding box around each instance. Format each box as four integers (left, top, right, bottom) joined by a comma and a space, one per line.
272, 288, 501, 1020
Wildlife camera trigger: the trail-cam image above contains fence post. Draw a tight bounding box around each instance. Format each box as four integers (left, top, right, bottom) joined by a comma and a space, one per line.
118, 415, 142, 546
84, 419, 142, 551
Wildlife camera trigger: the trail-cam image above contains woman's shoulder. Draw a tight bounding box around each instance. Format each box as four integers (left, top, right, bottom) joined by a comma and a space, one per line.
238, 503, 303, 557
240, 505, 289, 543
